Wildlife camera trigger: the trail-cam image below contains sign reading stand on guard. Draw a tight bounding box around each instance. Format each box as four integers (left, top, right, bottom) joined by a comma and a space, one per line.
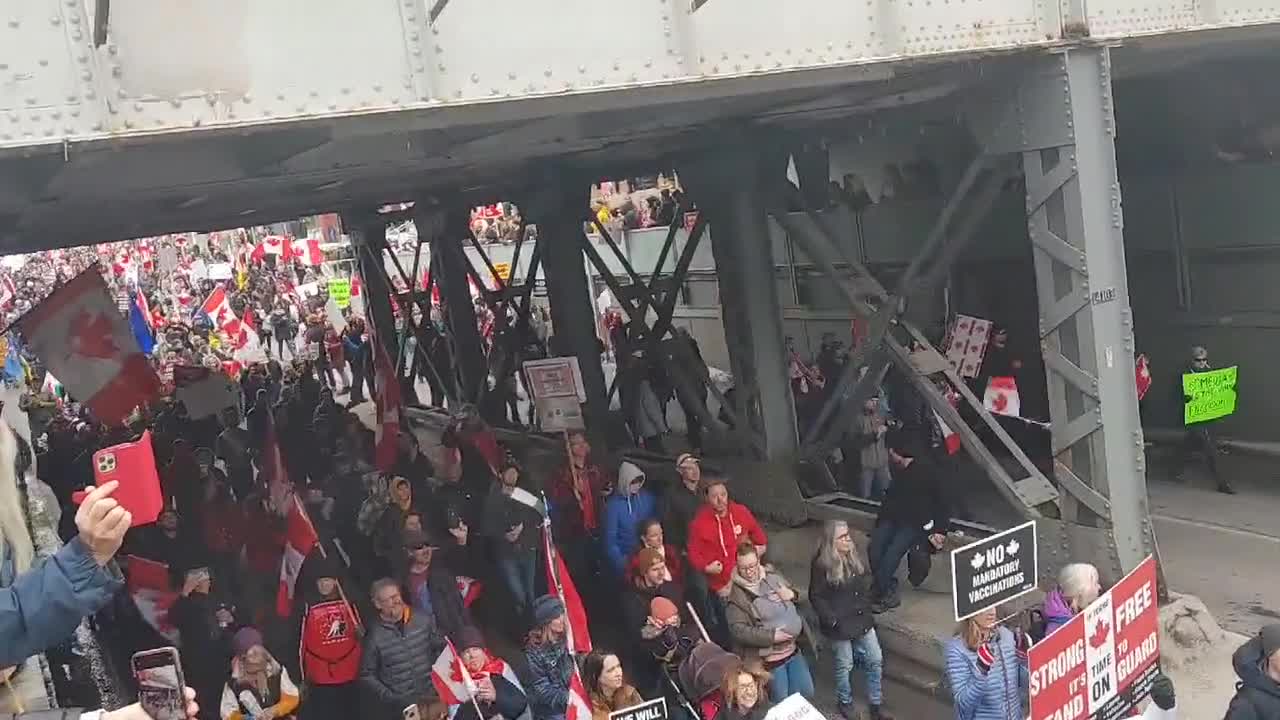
1182, 365, 1238, 425
950, 520, 1038, 621
609, 697, 667, 720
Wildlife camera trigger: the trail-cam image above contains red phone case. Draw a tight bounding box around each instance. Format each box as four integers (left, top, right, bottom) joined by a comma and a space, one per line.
72, 431, 163, 526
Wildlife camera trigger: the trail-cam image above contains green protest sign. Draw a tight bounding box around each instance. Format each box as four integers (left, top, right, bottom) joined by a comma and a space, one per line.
1182, 365, 1238, 425
328, 278, 352, 308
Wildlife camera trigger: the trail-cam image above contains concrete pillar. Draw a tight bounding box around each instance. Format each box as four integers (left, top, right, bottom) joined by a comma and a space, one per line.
427, 205, 487, 404
529, 181, 610, 441
344, 214, 399, 363
684, 149, 799, 461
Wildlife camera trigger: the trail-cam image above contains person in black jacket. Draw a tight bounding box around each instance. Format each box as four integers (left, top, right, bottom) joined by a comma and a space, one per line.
867, 433, 950, 610
1225, 624, 1280, 720
396, 528, 471, 640
448, 626, 528, 720
809, 521, 892, 720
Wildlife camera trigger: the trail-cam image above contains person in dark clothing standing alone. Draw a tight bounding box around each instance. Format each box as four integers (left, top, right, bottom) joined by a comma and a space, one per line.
866, 433, 950, 611
1173, 345, 1234, 494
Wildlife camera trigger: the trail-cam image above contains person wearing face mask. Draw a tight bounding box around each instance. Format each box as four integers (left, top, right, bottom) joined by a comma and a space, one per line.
296, 557, 361, 720
220, 627, 300, 720
602, 462, 657, 580
944, 608, 1026, 720
714, 662, 772, 720
724, 543, 813, 702
446, 626, 529, 720
583, 651, 643, 720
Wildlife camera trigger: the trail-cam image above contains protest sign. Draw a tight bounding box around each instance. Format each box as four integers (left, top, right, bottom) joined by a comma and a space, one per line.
535, 395, 585, 432
951, 520, 1038, 620
1182, 366, 1237, 425
328, 278, 352, 309
609, 697, 667, 720
523, 357, 586, 402
207, 262, 233, 280
763, 693, 823, 720
492, 262, 511, 283
1029, 555, 1160, 720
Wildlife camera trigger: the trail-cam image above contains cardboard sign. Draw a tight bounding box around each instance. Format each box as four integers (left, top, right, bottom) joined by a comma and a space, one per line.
764, 693, 823, 720
328, 278, 352, 308
950, 520, 1038, 621
523, 357, 586, 401
535, 395, 585, 432
207, 262, 233, 280
609, 697, 667, 720
945, 314, 993, 378
492, 262, 511, 282
1182, 365, 1237, 425
1029, 555, 1160, 720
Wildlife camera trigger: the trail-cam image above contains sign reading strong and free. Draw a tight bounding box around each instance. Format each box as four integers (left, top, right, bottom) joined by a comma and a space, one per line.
950, 520, 1038, 621
1182, 366, 1238, 425
1029, 556, 1160, 720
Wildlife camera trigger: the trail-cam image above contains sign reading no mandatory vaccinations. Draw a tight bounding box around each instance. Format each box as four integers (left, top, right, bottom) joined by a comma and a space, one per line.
950, 520, 1038, 621
1029, 556, 1161, 720
1182, 365, 1238, 425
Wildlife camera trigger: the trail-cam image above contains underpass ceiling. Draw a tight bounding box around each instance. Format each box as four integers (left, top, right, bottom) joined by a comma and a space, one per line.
2, 33, 1280, 253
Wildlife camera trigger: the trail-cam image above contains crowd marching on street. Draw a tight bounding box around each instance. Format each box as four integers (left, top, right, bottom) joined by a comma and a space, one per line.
0, 212, 1272, 720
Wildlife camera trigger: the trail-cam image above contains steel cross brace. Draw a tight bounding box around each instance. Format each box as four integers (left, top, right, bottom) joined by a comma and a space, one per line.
770, 156, 1059, 515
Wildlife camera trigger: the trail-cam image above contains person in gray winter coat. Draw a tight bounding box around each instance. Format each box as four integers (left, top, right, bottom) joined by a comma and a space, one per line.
1226, 624, 1280, 720
360, 578, 445, 719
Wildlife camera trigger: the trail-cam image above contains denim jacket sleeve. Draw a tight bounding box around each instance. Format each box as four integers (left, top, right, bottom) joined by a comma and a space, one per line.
0, 538, 123, 667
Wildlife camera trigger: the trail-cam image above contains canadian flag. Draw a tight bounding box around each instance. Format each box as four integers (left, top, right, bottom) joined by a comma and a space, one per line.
124, 555, 181, 643
16, 268, 161, 424
430, 639, 477, 705
276, 494, 320, 617
935, 412, 962, 455
370, 320, 401, 473
295, 237, 325, 266
199, 287, 239, 331
1135, 354, 1152, 401
260, 412, 293, 517
983, 376, 1021, 418
251, 235, 294, 263
567, 669, 593, 720
543, 525, 592, 654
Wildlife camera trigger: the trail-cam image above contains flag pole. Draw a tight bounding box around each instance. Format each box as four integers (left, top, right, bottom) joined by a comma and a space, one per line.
291, 492, 363, 634
539, 490, 576, 659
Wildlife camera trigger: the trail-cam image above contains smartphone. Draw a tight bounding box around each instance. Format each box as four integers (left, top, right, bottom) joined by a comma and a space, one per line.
402, 704, 420, 720
132, 647, 187, 720
72, 430, 163, 526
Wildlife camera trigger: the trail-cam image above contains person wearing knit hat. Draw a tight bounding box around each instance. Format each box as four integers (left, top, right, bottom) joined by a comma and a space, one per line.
221, 626, 300, 720
524, 595, 574, 720
449, 627, 530, 720
601, 461, 657, 579
1226, 623, 1280, 719
297, 553, 361, 720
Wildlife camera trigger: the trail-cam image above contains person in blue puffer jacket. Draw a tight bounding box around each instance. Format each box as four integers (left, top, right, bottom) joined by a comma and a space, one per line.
943, 607, 1028, 720
601, 461, 657, 579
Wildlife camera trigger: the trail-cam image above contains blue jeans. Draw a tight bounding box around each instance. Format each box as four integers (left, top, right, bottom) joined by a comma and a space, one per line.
831, 629, 885, 706
768, 652, 815, 702
497, 549, 537, 611
860, 465, 893, 499
868, 523, 922, 598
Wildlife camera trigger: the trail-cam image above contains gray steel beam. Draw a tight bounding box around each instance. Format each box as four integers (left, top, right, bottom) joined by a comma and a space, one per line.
685, 148, 799, 461
419, 205, 488, 404
985, 49, 1155, 577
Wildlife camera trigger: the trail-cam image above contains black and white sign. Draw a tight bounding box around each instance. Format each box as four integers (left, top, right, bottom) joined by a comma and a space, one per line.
609, 697, 667, 720
950, 520, 1038, 621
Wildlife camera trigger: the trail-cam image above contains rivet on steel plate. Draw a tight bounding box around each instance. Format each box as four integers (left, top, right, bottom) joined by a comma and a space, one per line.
51, 16, 61, 25
471, 73, 479, 83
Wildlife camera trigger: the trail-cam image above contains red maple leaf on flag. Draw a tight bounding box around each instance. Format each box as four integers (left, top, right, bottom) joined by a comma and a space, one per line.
992, 393, 1008, 412
68, 310, 119, 360
1089, 618, 1111, 649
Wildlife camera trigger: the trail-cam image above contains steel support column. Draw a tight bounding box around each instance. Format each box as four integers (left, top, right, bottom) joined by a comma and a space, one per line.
529, 181, 611, 440
980, 48, 1155, 579
420, 205, 488, 404
345, 214, 399, 363
685, 149, 798, 461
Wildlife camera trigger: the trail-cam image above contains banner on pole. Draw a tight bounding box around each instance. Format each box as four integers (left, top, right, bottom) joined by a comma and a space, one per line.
1029, 555, 1160, 720
1182, 366, 1237, 425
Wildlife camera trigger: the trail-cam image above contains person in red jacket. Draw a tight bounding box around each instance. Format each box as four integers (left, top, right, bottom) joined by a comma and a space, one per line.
297, 555, 362, 720
686, 477, 767, 599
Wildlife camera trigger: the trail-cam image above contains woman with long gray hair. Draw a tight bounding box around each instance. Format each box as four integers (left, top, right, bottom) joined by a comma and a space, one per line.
809, 520, 892, 720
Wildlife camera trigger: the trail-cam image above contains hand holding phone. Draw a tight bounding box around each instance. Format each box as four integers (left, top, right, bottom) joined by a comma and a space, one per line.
72, 431, 163, 527
132, 647, 189, 720
75, 481, 131, 567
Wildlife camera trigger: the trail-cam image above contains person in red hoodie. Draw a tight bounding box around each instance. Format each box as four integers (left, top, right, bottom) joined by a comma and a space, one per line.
686, 477, 767, 599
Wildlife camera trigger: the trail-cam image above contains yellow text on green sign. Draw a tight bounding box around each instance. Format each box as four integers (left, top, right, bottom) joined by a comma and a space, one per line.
328, 278, 352, 308
1182, 365, 1238, 425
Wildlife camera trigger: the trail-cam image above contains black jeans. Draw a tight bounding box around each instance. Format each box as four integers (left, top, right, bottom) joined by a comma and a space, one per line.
867, 522, 922, 598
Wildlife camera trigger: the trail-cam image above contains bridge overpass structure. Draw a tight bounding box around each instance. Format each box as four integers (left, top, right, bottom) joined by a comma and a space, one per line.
6, 0, 1280, 584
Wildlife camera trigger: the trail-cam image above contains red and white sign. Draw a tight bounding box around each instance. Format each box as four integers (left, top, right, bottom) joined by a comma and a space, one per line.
1029, 555, 1161, 720
522, 357, 587, 402
984, 376, 1021, 417
946, 314, 993, 379
17, 269, 161, 424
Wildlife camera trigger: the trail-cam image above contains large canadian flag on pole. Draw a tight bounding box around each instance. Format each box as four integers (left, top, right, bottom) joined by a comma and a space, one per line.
276, 494, 320, 617
251, 235, 293, 263
17, 268, 161, 424
567, 670, 593, 720
430, 639, 477, 706
542, 524, 592, 655
369, 299, 401, 473
124, 555, 181, 644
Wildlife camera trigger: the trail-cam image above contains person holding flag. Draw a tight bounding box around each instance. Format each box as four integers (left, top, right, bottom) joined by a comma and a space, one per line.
523, 595, 590, 720
296, 555, 362, 720
430, 626, 528, 720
